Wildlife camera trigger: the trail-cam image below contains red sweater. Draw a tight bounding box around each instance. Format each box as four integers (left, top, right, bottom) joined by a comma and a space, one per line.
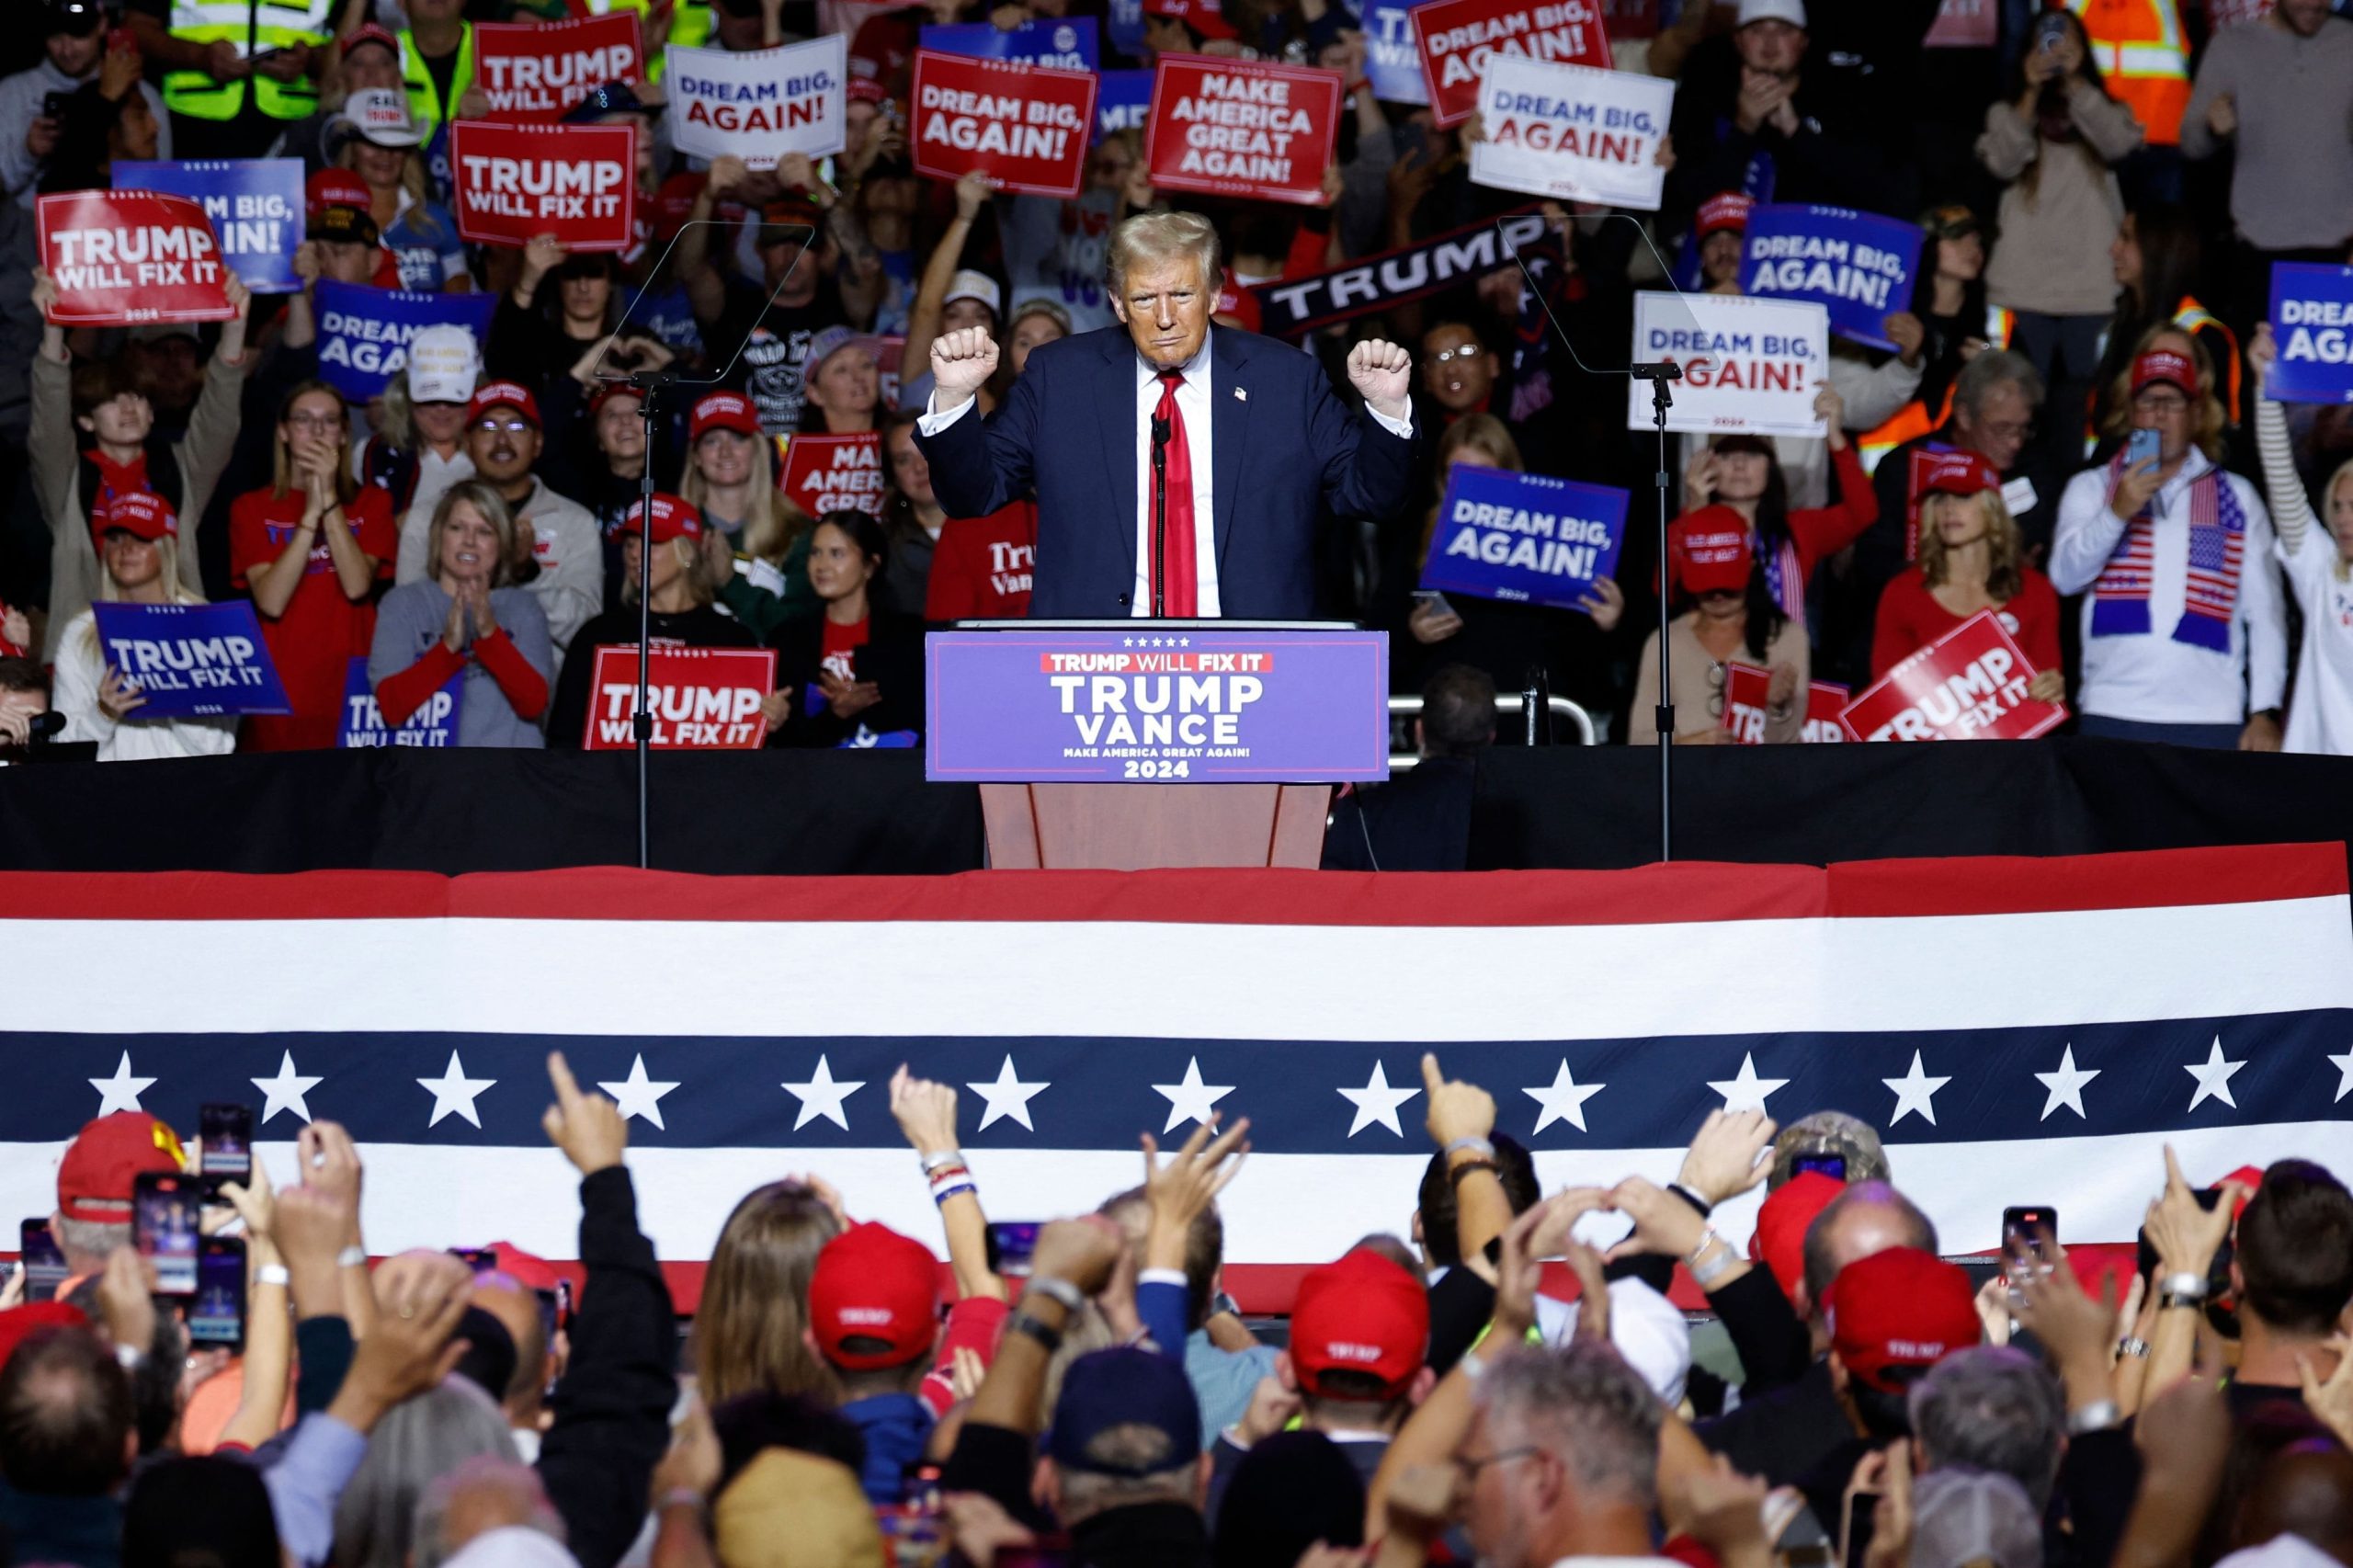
1870, 564, 2063, 679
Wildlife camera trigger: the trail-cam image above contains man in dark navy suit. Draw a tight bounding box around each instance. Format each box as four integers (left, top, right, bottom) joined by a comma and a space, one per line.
912, 211, 1420, 619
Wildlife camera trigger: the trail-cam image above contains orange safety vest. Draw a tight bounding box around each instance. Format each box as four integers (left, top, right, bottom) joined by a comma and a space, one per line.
2067, 0, 2191, 147
1858, 308, 2016, 474
2174, 296, 2241, 424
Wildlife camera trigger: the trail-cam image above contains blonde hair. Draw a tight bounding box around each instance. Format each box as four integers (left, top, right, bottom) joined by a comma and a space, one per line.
341, 136, 431, 216
624, 534, 715, 610
82, 533, 202, 660
2327, 459, 2353, 585
1107, 210, 1220, 300
426, 482, 522, 590
1917, 487, 2025, 603
2098, 323, 2229, 460
682, 436, 809, 565
1422, 415, 1524, 560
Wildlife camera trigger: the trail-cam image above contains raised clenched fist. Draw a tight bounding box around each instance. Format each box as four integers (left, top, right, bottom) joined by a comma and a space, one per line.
931, 325, 1001, 412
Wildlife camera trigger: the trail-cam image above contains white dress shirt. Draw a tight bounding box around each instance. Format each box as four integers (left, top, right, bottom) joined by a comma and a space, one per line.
921, 326, 1412, 617
2049, 448, 2287, 726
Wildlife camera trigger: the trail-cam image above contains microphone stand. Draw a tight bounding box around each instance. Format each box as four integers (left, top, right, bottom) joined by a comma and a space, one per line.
1150, 414, 1171, 618
597, 367, 677, 873
1630, 361, 1683, 864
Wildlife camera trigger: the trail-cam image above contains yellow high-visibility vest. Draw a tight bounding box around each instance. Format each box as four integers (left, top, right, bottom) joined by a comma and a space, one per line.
162, 0, 334, 122
400, 23, 475, 154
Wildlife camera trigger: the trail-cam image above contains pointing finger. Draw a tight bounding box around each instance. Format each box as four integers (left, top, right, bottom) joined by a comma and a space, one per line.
1421, 1052, 1445, 1096
548, 1051, 584, 1108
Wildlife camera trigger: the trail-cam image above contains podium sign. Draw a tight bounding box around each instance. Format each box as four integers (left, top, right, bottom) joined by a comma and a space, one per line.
926, 627, 1390, 782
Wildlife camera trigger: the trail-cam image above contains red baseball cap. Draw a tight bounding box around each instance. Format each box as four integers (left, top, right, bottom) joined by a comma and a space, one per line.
808, 1222, 941, 1371
647, 172, 707, 246
1823, 1246, 1981, 1395
1214, 269, 1262, 335
0, 1302, 88, 1375
305, 167, 371, 220
848, 78, 890, 107
623, 494, 706, 545
341, 22, 400, 62
1915, 449, 2001, 500
1665, 506, 1756, 599
57, 1111, 185, 1222
99, 489, 178, 543
484, 1241, 562, 1294
1748, 1170, 1844, 1303
589, 380, 645, 416
1289, 1248, 1429, 1399
1143, 0, 1239, 40
468, 381, 542, 429
689, 391, 760, 443
2132, 348, 2196, 399
1696, 193, 1754, 240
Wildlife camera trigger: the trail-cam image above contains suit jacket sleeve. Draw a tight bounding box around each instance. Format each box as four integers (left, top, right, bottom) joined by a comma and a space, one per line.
1309, 369, 1417, 524
916, 364, 1045, 523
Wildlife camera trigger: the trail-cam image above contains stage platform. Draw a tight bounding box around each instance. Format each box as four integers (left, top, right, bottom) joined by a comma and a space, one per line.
2, 739, 2347, 877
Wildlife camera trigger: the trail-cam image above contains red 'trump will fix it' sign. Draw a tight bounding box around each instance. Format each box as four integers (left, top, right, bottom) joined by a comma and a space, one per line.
450, 120, 639, 251
472, 13, 645, 123
38, 191, 236, 326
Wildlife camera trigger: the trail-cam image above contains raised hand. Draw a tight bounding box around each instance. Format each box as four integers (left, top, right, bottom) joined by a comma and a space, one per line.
1141, 1113, 1251, 1273
1347, 338, 1412, 419
889, 1065, 961, 1156
542, 1051, 626, 1176
931, 325, 1001, 412
1420, 1052, 1494, 1150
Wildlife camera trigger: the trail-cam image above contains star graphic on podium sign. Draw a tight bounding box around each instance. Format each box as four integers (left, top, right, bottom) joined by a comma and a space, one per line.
1338, 1060, 1419, 1138
1123, 637, 1134, 647
1179, 638, 1190, 647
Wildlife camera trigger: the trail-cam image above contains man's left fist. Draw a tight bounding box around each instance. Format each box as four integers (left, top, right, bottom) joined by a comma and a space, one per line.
1347, 338, 1413, 419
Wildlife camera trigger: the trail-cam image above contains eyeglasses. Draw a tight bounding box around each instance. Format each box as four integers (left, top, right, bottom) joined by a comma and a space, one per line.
1428, 345, 1485, 366
284, 413, 345, 432
1977, 418, 2033, 441
1458, 1445, 1542, 1481
471, 417, 535, 436
2132, 392, 2189, 415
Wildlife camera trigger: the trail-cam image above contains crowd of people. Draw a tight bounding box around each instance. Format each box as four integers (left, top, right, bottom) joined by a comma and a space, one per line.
0, 0, 2347, 757
5, 1056, 2351, 1568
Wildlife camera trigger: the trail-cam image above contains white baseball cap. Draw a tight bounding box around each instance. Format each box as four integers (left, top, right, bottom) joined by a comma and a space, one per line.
1736, 0, 1807, 27
340, 86, 422, 148
405, 324, 481, 406
945, 269, 1003, 317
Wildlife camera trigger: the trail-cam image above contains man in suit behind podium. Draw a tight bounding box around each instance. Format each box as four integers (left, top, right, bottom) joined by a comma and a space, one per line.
912, 211, 1421, 619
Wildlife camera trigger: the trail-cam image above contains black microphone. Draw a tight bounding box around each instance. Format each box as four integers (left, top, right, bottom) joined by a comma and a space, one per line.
1150, 415, 1172, 619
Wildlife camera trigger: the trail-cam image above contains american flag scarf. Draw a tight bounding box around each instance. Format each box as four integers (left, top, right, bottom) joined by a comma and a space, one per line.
2089, 454, 2244, 653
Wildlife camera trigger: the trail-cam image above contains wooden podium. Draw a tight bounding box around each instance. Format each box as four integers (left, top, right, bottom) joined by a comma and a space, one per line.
931, 621, 1389, 872
980, 781, 1333, 869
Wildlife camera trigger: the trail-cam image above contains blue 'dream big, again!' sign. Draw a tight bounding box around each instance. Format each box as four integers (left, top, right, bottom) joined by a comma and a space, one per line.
115, 159, 304, 294
2267, 263, 2353, 405
926, 629, 1390, 782
314, 281, 499, 402
1419, 466, 1628, 611
89, 601, 290, 718
1742, 204, 1921, 353
921, 17, 1099, 70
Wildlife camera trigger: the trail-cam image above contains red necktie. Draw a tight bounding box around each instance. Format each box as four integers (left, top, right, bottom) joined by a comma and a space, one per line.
1152, 369, 1199, 618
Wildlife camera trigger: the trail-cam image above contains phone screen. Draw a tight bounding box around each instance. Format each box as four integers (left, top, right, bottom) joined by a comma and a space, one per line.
2003, 1206, 2057, 1262
19, 1220, 67, 1303
199, 1103, 252, 1178
135, 1175, 201, 1297
1791, 1152, 1847, 1180
990, 1222, 1040, 1277
188, 1239, 245, 1348
1843, 1490, 1879, 1568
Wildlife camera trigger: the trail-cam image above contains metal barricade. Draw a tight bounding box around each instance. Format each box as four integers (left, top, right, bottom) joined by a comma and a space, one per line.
1385, 694, 1597, 769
